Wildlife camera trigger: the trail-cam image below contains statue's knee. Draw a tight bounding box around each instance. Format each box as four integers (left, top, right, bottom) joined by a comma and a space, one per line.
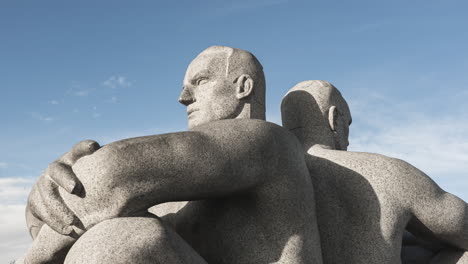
65, 217, 172, 264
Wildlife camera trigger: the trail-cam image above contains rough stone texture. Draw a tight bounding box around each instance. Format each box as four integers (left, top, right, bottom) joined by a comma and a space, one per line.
281, 80, 468, 264
65, 217, 207, 264
21, 48, 467, 264
23, 47, 323, 264
57, 119, 322, 263
430, 250, 468, 264
21, 225, 75, 264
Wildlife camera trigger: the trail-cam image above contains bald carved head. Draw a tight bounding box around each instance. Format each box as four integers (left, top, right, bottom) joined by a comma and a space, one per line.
281, 80, 352, 150
180, 46, 266, 129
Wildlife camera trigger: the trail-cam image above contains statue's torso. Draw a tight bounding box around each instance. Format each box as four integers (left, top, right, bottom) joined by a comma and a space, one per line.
155, 172, 321, 264
307, 149, 412, 264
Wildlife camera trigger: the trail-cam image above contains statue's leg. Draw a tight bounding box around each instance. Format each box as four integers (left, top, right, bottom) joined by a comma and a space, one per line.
64, 217, 207, 264
22, 224, 76, 264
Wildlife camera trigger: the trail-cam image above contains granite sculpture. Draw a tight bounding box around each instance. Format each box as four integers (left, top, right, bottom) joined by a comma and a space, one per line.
22, 46, 323, 264
19, 47, 468, 264
281, 80, 468, 264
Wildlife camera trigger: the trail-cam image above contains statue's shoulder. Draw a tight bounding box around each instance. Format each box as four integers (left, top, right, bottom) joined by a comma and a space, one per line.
313, 148, 411, 173
193, 119, 300, 149
194, 119, 290, 136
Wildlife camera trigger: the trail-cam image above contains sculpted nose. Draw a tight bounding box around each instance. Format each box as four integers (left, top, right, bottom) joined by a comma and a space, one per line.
178, 88, 194, 106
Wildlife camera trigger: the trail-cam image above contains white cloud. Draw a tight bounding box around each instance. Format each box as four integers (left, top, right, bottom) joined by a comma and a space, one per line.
0, 204, 31, 263
0, 178, 34, 205
102, 76, 132, 89
347, 92, 468, 201
0, 178, 34, 262
48, 100, 59, 105
74, 90, 91, 96
109, 96, 118, 103
0, 162, 8, 169
68, 82, 93, 97
29, 112, 54, 122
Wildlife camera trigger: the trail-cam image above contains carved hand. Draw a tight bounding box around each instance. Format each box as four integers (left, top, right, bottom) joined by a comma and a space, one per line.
26, 140, 100, 238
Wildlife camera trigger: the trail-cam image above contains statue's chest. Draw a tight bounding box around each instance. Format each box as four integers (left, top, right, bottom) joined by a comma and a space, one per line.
173, 199, 276, 263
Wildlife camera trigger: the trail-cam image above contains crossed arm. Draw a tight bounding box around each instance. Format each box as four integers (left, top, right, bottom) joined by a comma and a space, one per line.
27, 119, 290, 235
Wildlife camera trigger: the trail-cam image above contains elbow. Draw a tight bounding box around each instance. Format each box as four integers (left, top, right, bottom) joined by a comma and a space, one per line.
435, 193, 468, 250
73, 144, 124, 193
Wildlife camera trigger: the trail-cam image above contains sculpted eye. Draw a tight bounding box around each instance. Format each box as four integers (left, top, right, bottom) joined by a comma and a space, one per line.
196, 78, 208, 85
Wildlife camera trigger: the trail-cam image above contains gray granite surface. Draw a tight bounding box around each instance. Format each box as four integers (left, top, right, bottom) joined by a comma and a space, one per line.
22, 47, 323, 264
281, 80, 468, 264
18, 49, 468, 264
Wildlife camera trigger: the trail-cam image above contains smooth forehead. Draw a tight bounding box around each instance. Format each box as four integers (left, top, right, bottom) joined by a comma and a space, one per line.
184, 52, 228, 81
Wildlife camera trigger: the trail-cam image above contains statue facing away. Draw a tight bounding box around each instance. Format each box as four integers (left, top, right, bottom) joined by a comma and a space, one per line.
19, 47, 468, 264
281, 80, 468, 264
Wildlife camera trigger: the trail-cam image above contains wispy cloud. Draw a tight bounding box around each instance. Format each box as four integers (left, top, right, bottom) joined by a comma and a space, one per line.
29, 112, 54, 122
92, 106, 101, 119
0, 178, 34, 261
48, 100, 60, 105
74, 89, 92, 96
106, 96, 118, 104
0, 177, 34, 205
0, 162, 7, 169
67, 82, 93, 97
0, 204, 31, 263
102, 76, 132, 89
347, 92, 468, 200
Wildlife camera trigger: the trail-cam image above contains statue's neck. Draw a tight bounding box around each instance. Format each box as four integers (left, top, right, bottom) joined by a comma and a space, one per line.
290, 126, 335, 151
236, 102, 266, 121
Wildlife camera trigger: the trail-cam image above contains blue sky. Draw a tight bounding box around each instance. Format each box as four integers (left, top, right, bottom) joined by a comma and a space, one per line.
1, 0, 468, 261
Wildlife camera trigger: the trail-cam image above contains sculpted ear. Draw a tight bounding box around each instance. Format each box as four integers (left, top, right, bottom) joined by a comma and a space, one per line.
328, 105, 338, 132
234, 74, 254, 100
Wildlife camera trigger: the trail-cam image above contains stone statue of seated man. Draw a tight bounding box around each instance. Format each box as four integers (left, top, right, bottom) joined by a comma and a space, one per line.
281, 80, 468, 264
22, 46, 324, 264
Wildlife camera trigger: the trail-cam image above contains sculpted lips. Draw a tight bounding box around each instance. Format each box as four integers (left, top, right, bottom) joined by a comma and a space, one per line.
187, 107, 198, 118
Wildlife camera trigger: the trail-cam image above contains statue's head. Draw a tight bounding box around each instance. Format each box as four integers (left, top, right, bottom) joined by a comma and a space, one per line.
281, 80, 352, 150
180, 46, 266, 129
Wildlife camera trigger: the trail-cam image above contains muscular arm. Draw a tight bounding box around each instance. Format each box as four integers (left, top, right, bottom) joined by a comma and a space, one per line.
63, 119, 292, 228
397, 159, 468, 250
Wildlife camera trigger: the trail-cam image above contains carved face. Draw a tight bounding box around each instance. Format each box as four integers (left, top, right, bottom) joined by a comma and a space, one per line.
333, 108, 351, 150
180, 52, 242, 129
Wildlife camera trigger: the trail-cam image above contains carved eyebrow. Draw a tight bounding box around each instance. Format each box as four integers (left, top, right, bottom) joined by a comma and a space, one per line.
190, 71, 210, 84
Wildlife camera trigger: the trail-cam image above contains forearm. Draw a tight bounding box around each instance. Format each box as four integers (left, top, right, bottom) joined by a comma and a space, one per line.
68, 120, 281, 224
24, 225, 76, 264
97, 131, 258, 209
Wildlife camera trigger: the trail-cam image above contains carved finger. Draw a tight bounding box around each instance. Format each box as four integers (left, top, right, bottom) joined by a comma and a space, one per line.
46, 162, 79, 194
51, 140, 100, 195
61, 140, 100, 166
26, 185, 45, 239
36, 174, 75, 235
